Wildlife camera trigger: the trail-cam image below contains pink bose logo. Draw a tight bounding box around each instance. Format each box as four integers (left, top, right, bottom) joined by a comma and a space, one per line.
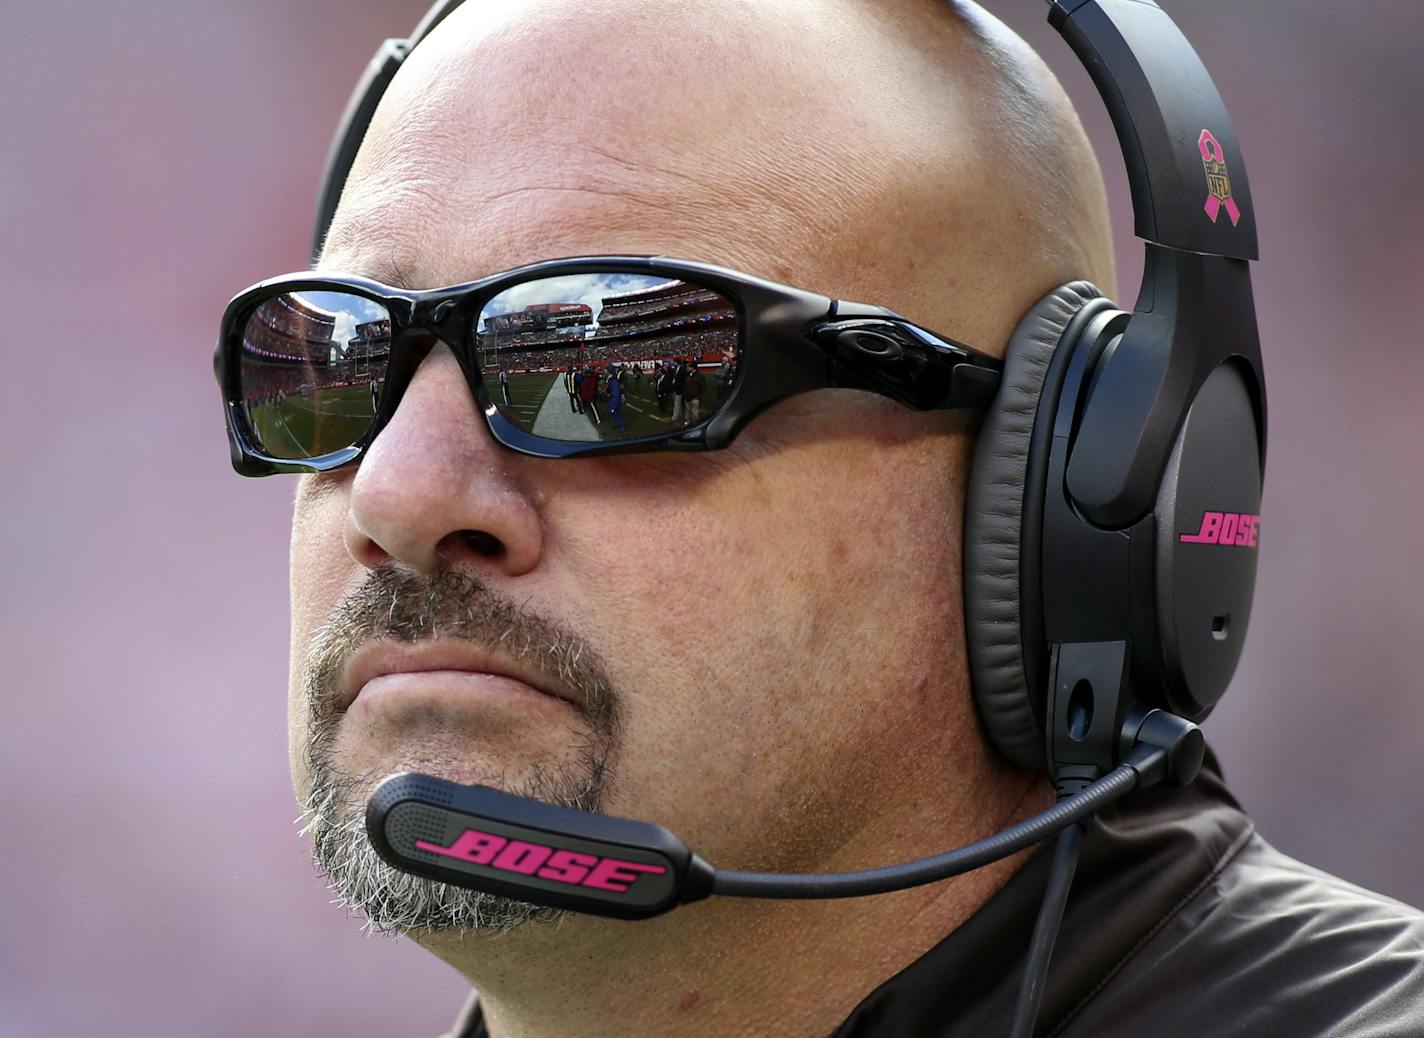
415, 828, 668, 894
1179, 511, 1260, 547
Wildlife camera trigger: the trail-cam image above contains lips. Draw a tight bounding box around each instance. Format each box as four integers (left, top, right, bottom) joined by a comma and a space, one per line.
338, 637, 576, 714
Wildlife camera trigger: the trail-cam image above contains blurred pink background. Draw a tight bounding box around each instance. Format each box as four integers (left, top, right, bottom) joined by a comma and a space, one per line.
2, 1, 1421, 1034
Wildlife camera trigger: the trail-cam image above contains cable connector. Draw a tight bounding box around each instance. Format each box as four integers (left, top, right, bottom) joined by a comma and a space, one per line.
1120, 709, 1205, 789
1052, 764, 1100, 801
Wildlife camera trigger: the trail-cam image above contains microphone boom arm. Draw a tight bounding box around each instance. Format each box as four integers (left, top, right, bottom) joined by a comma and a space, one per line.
364, 712, 1200, 918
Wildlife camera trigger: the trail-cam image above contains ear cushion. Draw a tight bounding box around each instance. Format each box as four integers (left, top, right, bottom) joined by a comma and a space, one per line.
964, 282, 1104, 772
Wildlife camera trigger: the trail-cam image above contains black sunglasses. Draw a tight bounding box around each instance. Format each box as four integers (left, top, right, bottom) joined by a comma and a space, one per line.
216, 255, 1003, 475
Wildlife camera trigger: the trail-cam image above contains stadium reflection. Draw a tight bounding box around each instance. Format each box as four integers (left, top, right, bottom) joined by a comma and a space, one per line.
476, 273, 740, 441
238, 274, 741, 459
239, 290, 391, 459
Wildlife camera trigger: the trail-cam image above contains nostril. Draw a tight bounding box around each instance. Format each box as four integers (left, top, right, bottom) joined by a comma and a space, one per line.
461, 529, 506, 557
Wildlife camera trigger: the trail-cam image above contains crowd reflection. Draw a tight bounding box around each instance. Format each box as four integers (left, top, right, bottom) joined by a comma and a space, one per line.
475, 275, 740, 442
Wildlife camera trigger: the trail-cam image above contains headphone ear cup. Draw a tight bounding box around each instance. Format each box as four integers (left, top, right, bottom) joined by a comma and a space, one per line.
964, 282, 1103, 772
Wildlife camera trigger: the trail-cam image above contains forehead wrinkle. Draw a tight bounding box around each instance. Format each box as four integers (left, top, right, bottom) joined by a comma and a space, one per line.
320, 139, 464, 272
329, 121, 852, 292
331, 81, 927, 295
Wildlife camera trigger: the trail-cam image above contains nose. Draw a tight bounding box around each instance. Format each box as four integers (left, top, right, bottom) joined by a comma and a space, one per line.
344, 346, 544, 576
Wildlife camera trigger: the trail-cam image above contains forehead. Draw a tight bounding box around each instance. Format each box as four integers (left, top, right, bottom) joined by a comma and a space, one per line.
319, 0, 968, 294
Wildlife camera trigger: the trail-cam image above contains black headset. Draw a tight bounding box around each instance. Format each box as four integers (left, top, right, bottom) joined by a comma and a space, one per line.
315, 1, 1265, 1033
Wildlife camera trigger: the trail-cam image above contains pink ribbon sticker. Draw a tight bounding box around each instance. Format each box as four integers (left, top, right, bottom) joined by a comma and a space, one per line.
1198, 129, 1242, 226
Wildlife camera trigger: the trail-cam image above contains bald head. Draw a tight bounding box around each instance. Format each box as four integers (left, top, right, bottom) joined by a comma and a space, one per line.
324, 0, 1113, 352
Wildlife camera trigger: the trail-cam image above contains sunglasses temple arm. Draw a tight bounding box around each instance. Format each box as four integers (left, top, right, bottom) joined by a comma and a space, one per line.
808, 314, 1002, 412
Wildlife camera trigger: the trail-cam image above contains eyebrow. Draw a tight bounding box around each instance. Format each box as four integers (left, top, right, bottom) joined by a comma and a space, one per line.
362, 263, 416, 291
316, 243, 419, 291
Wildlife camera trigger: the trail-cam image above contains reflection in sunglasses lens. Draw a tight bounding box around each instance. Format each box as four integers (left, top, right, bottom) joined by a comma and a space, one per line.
238, 290, 391, 460
475, 273, 740, 443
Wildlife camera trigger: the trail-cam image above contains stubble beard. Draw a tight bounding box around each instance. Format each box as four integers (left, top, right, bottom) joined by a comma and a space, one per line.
297, 566, 621, 938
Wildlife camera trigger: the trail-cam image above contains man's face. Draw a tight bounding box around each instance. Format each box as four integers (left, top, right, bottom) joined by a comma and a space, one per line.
288, 326, 974, 931
283, 0, 1092, 937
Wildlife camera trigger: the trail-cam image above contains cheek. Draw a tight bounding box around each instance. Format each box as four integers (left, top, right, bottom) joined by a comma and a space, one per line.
547, 424, 968, 859
287, 475, 358, 788
290, 476, 356, 632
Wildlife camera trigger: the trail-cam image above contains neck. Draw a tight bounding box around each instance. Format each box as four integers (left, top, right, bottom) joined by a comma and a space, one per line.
413, 759, 1053, 1038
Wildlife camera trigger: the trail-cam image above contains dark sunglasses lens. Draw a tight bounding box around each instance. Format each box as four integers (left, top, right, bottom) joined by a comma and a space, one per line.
475, 273, 740, 443
238, 290, 392, 460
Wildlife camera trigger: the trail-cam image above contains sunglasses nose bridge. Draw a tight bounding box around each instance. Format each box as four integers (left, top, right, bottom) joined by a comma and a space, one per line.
407, 297, 459, 332
407, 296, 479, 360
398, 301, 486, 417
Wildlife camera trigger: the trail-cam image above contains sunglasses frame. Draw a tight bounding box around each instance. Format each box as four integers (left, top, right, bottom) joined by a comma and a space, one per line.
216, 255, 1004, 475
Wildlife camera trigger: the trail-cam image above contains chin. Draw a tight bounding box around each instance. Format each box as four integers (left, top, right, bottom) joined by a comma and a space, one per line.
304, 730, 614, 830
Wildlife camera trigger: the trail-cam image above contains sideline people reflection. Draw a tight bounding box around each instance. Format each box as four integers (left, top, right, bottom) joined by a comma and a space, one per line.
472, 272, 739, 443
